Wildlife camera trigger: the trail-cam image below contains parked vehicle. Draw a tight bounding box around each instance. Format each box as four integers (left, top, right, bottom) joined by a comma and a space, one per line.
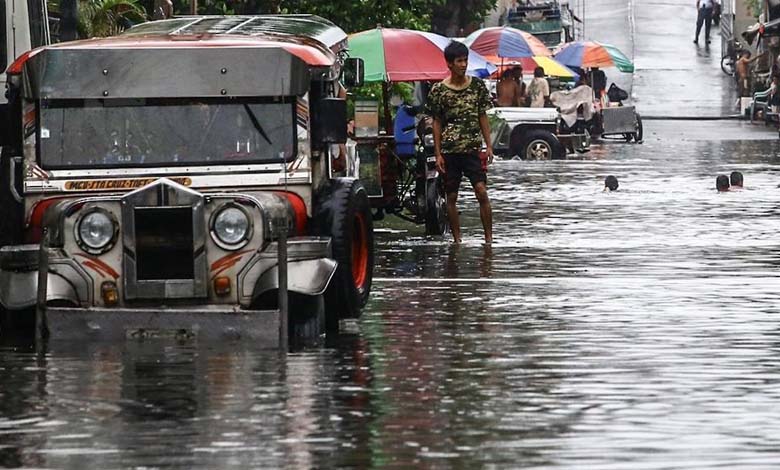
359, 116, 448, 235
506, 0, 573, 48
489, 107, 590, 160
0, 15, 372, 344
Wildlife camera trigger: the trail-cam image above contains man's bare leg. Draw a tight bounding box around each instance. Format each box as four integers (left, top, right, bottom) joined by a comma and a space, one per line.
474, 182, 492, 243
446, 191, 461, 243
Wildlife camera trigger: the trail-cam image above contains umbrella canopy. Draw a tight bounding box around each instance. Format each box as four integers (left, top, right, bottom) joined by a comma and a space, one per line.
487, 56, 579, 80
554, 41, 634, 73
348, 27, 496, 82
463, 26, 551, 58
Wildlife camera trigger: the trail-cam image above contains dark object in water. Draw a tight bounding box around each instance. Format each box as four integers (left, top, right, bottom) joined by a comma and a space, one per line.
716, 174, 730, 192
605, 175, 619, 191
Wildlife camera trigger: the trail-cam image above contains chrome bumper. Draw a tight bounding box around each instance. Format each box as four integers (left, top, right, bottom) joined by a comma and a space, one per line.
0, 237, 337, 310
44, 306, 280, 343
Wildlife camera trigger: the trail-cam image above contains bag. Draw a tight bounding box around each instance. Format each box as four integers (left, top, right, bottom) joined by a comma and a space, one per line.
607, 83, 629, 103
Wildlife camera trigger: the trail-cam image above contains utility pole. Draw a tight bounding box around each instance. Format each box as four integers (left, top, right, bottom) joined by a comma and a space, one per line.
190, 0, 198, 15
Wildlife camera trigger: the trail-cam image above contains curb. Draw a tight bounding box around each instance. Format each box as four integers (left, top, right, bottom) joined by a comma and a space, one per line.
641, 115, 744, 121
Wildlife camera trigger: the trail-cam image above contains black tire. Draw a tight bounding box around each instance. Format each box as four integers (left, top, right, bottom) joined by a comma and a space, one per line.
518, 130, 564, 160
315, 178, 374, 323
424, 176, 448, 236
721, 55, 735, 76
288, 294, 325, 348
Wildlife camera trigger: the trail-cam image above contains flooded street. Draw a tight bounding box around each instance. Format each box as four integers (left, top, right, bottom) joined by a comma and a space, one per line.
5, 2, 780, 470
4, 126, 780, 468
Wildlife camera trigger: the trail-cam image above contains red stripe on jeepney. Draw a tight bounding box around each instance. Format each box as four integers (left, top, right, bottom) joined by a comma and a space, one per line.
25, 197, 69, 243
74, 254, 120, 280
273, 191, 307, 235
210, 249, 252, 278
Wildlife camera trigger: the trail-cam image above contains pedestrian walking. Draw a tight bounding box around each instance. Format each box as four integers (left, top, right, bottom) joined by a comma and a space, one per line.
694, 0, 714, 45
426, 41, 494, 244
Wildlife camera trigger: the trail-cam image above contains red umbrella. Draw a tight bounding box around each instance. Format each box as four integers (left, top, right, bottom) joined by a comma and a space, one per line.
348, 27, 497, 82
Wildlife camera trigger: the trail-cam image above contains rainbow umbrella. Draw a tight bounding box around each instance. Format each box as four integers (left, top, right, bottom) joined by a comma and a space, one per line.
554, 41, 634, 73
486, 56, 579, 80
463, 26, 551, 58
348, 27, 496, 82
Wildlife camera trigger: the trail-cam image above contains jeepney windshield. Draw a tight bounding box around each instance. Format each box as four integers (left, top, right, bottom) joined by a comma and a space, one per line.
39, 97, 296, 169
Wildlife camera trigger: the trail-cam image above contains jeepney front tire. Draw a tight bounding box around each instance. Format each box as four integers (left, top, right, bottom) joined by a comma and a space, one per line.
515, 130, 564, 160
289, 294, 325, 347
316, 178, 374, 323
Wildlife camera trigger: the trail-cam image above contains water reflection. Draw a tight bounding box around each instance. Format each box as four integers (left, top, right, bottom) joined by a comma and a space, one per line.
2, 130, 780, 467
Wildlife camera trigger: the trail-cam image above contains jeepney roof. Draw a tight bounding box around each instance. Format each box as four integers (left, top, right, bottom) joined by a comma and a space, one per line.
19, 16, 352, 99
122, 15, 348, 55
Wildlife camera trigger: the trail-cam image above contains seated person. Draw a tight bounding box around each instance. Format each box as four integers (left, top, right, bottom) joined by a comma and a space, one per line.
496, 69, 521, 107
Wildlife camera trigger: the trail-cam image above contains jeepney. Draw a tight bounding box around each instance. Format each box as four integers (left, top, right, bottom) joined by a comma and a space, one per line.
0, 15, 372, 345
489, 107, 590, 160
506, 0, 573, 48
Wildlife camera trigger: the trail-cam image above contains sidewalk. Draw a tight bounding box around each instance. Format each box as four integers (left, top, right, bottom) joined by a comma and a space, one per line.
573, 0, 739, 118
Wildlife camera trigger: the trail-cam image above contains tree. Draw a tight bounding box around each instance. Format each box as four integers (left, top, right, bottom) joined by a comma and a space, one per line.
431, 0, 496, 36
177, 0, 443, 33
49, 0, 147, 38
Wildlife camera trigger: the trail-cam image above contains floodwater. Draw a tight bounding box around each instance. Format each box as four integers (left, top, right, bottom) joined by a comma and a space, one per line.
3, 126, 780, 468
4, 1, 780, 468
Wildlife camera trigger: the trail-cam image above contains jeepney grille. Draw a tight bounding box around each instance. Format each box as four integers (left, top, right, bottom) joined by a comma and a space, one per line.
135, 207, 195, 280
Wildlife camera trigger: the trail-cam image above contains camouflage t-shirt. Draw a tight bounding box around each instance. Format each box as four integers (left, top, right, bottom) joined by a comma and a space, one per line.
425, 77, 492, 154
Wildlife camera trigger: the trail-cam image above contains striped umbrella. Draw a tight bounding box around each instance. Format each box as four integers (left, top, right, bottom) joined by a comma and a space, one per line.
463, 26, 551, 58
554, 41, 634, 73
487, 56, 579, 80
348, 27, 496, 82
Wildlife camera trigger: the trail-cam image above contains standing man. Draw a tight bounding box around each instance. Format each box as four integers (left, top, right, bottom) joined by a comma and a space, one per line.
426, 41, 494, 244
694, 0, 714, 45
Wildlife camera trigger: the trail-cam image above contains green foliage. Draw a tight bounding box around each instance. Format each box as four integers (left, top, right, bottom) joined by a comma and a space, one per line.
49, 0, 147, 37
278, 0, 442, 33
166, 0, 495, 34
745, 0, 760, 19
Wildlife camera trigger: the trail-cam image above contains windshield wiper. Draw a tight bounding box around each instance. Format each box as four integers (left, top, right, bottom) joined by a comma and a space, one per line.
243, 104, 272, 146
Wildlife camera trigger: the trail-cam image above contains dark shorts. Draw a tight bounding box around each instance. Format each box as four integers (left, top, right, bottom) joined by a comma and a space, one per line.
443, 153, 487, 194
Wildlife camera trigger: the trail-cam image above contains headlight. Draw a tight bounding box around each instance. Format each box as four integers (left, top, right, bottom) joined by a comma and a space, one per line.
76, 209, 117, 253
423, 133, 435, 147
211, 205, 251, 249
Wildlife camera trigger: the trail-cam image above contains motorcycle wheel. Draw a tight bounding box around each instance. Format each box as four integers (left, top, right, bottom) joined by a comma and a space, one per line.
424, 176, 448, 236
721, 55, 735, 76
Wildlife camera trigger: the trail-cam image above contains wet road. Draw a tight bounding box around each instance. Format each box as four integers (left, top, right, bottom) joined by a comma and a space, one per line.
3, 128, 780, 468
4, 4, 780, 470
